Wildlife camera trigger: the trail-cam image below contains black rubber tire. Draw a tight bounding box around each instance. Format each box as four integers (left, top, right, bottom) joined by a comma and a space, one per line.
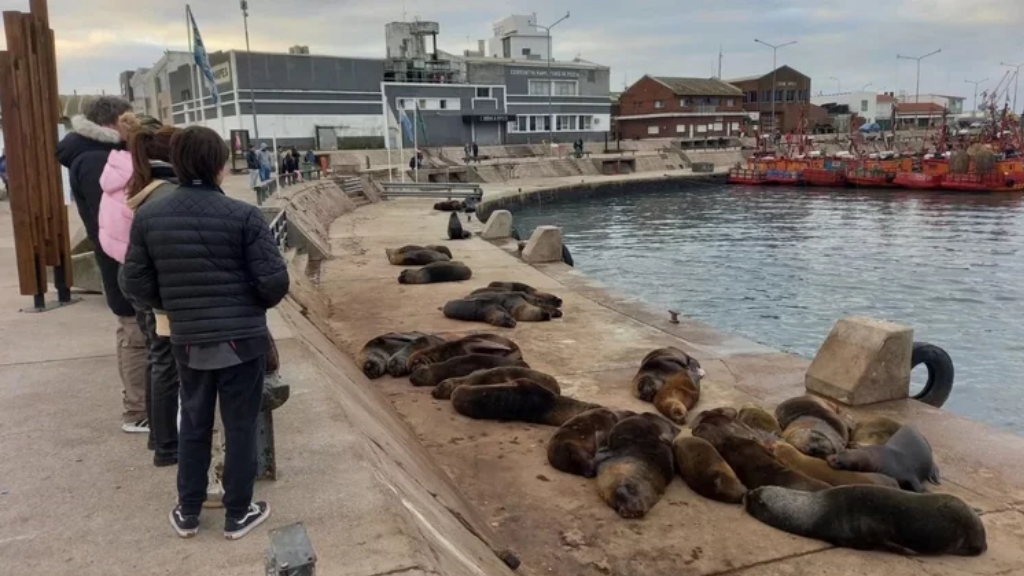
911, 342, 954, 408
561, 244, 574, 267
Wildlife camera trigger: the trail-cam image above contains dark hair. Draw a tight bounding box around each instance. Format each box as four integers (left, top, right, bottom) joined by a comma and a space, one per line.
127, 125, 182, 199
170, 126, 229, 187
85, 96, 131, 127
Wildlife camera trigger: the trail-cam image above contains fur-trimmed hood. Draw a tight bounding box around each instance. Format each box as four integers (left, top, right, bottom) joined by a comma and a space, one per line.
70, 115, 122, 144
56, 115, 124, 171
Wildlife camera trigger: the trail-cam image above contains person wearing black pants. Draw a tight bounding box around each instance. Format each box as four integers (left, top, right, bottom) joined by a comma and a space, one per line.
122, 126, 289, 540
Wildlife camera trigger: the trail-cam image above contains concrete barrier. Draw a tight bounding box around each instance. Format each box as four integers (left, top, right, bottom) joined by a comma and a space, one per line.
521, 225, 563, 264
47, 252, 102, 293
805, 316, 914, 405
480, 210, 513, 240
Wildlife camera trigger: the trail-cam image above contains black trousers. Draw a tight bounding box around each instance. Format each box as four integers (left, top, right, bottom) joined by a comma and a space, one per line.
177, 355, 265, 518
136, 309, 179, 460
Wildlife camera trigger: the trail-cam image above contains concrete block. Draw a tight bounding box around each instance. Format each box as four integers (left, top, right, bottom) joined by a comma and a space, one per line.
70, 226, 93, 255
805, 316, 913, 406
521, 225, 563, 264
481, 210, 513, 240
47, 252, 103, 293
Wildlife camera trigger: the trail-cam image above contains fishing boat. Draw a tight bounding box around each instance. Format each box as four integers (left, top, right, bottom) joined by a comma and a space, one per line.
727, 167, 768, 185
764, 168, 803, 185
847, 168, 897, 188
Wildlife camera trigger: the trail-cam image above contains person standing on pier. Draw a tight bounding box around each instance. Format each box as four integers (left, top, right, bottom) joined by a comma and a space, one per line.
122, 126, 290, 540
56, 96, 150, 435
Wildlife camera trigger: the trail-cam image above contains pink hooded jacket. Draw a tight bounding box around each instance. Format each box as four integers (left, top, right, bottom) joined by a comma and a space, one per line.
98, 150, 134, 263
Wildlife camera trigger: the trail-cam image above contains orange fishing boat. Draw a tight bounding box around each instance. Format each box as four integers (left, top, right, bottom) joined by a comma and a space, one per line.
727, 167, 768, 185
802, 168, 847, 187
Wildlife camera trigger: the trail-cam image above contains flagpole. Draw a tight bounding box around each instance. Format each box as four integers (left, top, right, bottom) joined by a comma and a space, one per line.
414, 102, 419, 183
186, 6, 200, 125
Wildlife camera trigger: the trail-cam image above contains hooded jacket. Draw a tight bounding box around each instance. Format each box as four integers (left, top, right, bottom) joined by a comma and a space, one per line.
56, 115, 135, 317
98, 155, 178, 264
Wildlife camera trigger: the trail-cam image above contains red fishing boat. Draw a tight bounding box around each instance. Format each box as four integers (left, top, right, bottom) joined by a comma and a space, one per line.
727, 167, 768, 185
940, 172, 1024, 192
847, 168, 897, 188
894, 172, 943, 189
802, 167, 847, 187
764, 169, 802, 185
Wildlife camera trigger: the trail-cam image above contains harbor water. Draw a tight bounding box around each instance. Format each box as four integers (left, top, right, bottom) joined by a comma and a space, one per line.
513, 183, 1024, 434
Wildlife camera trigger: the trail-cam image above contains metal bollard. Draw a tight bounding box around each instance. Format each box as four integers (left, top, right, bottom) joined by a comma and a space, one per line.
265, 522, 317, 575
258, 371, 291, 480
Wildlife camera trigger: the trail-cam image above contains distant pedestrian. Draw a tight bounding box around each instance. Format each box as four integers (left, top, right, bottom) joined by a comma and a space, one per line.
304, 149, 316, 165
122, 126, 289, 540
256, 143, 272, 182
463, 142, 472, 164
471, 141, 479, 163
245, 143, 260, 190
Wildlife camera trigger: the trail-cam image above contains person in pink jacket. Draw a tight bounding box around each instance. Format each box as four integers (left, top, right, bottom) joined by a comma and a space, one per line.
98, 113, 156, 263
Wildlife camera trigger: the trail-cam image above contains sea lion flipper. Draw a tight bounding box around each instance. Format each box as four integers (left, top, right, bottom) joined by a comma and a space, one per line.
929, 464, 942, 485
906, 478, 927, 493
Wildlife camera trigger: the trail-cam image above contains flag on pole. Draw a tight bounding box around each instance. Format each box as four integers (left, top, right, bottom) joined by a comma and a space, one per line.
398, 107, 414, 144
187, 4, 219, 105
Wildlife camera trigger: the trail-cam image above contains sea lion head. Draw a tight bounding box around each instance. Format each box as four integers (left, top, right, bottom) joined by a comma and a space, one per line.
784, 426, 842, 458
633, 374, 661, 402
409, 365, 435, 387
363, 355, 387, 379
397, 269, 415, 284
742, 485, 814, 525
827, 450, 868, 472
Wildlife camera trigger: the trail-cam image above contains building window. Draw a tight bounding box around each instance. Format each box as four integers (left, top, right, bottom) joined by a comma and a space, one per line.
476, 87, 491, 98
579, 115, 593, 130
861, 99, 868, 112
522, 48, 531, 56
519, 114, 552, 132
556, 115, 577, 131
155, 76, 162, 93
697, 124, 708, 133
775, 90, 783, 102
748, 91, 757, 103
418, 99, 427, 110
725, 98, 735, 107
730, 122, 740, 131
528, 80, 550, 96
713, 122, 724, 131
516, 117, 528, 132
763, 90, 771, 102
587, 70, 596, 83
180, 88, 191, 102
648, 125, 660, 135
786, 90, 795, 102
654, 100, 665, 109
676, 124, 687, 133
553, 80, 577, 96
439, 99, 448, 110
680, 98, 692, 107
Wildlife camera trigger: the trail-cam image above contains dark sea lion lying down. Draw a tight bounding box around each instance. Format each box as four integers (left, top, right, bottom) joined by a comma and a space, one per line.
828, 424, 940, 493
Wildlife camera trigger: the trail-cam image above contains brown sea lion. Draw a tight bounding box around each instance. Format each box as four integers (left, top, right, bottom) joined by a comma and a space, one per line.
653, 370, 701, 425
398, 261, 472, 284
690, 407, 769, 446
387, 244, 453, 258
850, 416, 903, 449
672, 435, 747, 504
434, 200, 465, 211
769, 441, 899, 488
738, 404, 783, 437
547, 408, 623, 478
357, 332, 427, 379
387, 334, 448, 377
386, 248, 451, 266
714, 436, 830, 493
409, 354, 530, 387
450, 378, 601, 426
479, 282, 563, 308
447, 212, 471, 240
744, 485, 986, 556
593, 415, 676, 519
828, 425, 940, 493
775, 395, 850, 458
432, 366, 559, 399
631, 348, 705, 423
407, 334, 522, 370
442, 294, 555, 328
466, 291, 563, 318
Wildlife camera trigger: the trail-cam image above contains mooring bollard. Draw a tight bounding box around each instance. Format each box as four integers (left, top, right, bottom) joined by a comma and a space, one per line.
265, 522, 317, 576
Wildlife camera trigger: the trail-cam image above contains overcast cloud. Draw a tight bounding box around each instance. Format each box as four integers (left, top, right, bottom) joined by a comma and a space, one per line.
2, 0, 1023, 105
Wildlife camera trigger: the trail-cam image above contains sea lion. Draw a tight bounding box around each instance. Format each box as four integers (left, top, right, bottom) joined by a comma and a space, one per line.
480, 282, 563, 308
775, 395, 850, 458
593, 415, 676, 519
631, 347, 705, 404
387, 244, 453, 258
467, 289, 563, 317
850, 416, 903, 449
434, 200, 465, 211
447, 212, 471, 240
442, 299, 516, 328
432, 366, 559, 399
398, 261, 473, 284
409, 354, 530, 387
406, 334, 522, 370
744, 485, 987, 556
714, 436, 830, 493
769, 441, 899, 488
465, 292, 561, 319
547, 408, 623, 477
450, 379, 601, 426
652, 369, 702, 425
672, 435, 747, 504
386, 248, 451, 266
738, 404, 782, 437
828, 425, 940, 493
690, 407, 768, 446
387, 334, 448, 377
357, 332, 427, 379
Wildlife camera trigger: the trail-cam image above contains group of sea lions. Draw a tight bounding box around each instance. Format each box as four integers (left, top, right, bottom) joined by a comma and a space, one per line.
442, 282, 564, 328
385, 245, 473, 285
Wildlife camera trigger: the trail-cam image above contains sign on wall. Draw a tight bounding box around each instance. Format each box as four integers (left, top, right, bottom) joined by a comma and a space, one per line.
509, 67, 582, 79
212, 62, 232, 86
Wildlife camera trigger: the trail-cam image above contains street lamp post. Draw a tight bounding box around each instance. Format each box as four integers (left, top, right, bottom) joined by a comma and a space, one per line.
999, 62, 1024, 114
829, 76, 841, 93
530, 12, 570, 148
964, 78, 988, 116
240, 0, 259, 139
754, 38, 796, 137
896, 49, 941, 103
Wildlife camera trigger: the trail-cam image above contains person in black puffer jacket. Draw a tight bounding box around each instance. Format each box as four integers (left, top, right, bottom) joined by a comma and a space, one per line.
122, 126, 289, 540
56, 96, 151, 434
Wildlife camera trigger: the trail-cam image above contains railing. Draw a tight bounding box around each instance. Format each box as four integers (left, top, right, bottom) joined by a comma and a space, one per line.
693, 105, 719, 114
269, 208, 288, 253
379, 181, 484, 202
255, 164, 323, 206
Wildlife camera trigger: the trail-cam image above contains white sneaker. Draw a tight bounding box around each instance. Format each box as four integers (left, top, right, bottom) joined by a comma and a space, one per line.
224, 501, 271, 540
122, 418, 150, 434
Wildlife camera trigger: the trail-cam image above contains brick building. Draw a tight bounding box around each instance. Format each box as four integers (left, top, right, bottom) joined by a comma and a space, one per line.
727, 65, 812, 134
615, 75, 746, 142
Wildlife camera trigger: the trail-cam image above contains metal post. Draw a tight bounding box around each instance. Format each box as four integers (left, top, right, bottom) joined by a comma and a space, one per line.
897, 49, 941, 103
1000, 62, 1024, 114
530, 12, 570, 151
965, 78, 988, 116
241, 0, 259, 139
755, 38, 796, 137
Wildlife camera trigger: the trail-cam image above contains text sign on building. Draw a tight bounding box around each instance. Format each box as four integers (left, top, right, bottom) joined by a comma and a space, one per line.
212, 62, 232, 86
477, 114, 515, 122
509, 67, 582, 79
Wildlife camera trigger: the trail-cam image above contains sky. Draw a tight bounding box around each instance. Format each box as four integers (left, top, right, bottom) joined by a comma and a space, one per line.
2, 0, 1024, 107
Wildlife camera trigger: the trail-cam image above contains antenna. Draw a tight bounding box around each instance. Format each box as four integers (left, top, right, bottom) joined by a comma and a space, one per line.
717, 45, 723, 78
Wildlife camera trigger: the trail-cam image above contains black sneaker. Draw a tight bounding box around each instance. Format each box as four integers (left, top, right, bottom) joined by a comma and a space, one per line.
169, 505, 200, 538
224, 501, 270, 540
153, 453, 178, 468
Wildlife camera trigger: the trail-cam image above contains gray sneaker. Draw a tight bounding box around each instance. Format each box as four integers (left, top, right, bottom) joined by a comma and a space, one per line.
224, 501, 270, 540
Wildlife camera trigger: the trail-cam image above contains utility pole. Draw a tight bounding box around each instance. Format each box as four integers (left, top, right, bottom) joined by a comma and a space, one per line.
240, 0, 259, 139
530, 12, 570, 148
999, 62, 1023, 114
897, 49, 941, 103
964, 78, 988, 116
717, 45, 723, 78
754, 38, 797, 136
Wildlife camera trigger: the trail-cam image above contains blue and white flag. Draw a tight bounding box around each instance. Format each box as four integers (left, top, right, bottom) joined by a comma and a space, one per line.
187, 4, 219, 105
398, 107, 414, 144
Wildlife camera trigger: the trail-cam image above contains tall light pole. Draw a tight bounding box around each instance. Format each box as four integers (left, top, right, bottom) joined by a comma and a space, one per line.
240, 0, 259, 139
530, 12, 570, 146
829, 76, 841, 93
897, 49, 941, 103
964, 78, 988, 116
754, 38, 796, 136
1000, 62, 1023, 114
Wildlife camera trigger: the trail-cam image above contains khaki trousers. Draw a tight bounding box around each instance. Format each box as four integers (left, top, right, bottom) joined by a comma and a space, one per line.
116, 315, 149, 423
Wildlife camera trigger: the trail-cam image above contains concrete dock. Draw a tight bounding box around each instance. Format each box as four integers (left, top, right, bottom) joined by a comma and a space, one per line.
3, 170, 1024, 575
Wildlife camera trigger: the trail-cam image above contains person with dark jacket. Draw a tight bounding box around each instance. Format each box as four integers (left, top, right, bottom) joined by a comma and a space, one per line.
122, 126, 289, 540
56, 96, 150, 434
